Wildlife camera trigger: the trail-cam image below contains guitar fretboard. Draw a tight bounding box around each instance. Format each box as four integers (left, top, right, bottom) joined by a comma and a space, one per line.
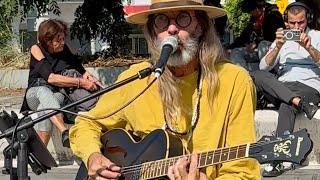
129, 144, 249, 179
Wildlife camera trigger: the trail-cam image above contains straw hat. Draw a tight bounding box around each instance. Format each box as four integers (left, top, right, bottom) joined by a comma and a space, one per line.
126, 0, 227, 25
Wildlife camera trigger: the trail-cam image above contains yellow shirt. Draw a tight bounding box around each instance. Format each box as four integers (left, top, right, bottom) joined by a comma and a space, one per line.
70, 61, 261, 179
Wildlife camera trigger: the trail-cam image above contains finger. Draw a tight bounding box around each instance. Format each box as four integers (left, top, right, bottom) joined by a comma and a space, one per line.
97, 176, 116, 180
91, 84, 98, 91
306, 40, 311, 49
276, 32, 283, 39
301, 36, 308, 46
277, 28, 283, 32
95, 176, 108, 180
98, 169, 121, 179
188, 153, 199, 176
88, 174, 108, 180
300, 33, 307, 43
304, 38, 309, 46
98, 165, 121, 178
167, 166, 175, 180
177, 157, 188, 178
173, 160, 182, 180
199, 171, 207, 180
95, 81, 104, 88
89, 158, 121, 179
108, 163, 121, 172
88, 165, 104, 177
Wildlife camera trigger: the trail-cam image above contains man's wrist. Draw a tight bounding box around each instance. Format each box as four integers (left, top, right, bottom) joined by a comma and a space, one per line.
307, 45, 314, 52
87, 152, 102, 167
274, 45, 281, 51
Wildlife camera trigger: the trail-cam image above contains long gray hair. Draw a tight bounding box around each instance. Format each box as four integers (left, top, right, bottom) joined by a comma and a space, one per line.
144, 11, 225, 123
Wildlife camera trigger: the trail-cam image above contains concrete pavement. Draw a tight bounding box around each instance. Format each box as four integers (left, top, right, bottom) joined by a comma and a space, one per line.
0, 161, 78, 180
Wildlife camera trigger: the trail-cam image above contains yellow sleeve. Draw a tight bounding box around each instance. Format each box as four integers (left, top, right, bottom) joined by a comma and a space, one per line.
216, 71, 261, 180
69, 88, 129, 166
69, 66, 142, 166
70, 62, 152, 166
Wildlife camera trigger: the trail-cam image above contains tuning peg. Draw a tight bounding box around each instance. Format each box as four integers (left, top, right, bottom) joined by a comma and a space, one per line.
264, 137, 271, 142
288, 135, 295, 140
286, 153, 292, 158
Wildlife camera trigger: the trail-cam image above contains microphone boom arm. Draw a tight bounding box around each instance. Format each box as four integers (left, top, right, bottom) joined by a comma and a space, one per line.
0, 67, 153, 139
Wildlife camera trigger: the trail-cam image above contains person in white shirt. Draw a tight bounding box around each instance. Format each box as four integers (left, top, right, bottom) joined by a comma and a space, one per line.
252, 2, 320, 177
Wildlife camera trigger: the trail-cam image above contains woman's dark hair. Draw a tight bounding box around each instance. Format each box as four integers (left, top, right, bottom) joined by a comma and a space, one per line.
37, 19, 68, 50
262, 10, 285, 42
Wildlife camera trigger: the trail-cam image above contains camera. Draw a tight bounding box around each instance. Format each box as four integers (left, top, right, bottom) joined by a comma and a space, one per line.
283, 29, 301, 41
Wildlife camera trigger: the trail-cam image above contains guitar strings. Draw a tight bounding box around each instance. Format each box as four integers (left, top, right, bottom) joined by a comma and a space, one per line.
119, 142, 286, 174
118, 136, 295, 175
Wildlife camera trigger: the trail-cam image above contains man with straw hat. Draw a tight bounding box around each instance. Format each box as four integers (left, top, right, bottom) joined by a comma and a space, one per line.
69, 0, 261, 179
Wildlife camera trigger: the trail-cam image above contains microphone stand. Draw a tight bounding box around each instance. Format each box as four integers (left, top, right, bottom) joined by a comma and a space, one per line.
0, 67, 153, 180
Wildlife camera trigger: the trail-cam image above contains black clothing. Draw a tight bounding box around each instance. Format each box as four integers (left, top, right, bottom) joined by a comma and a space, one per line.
27, 44, 85, 88
262, 10, 285, 42
228, 17, 263, 49
251, 70, 298, 106
276, 81, 320, 135
21, 44, 86, 112
251, 70, 320, 136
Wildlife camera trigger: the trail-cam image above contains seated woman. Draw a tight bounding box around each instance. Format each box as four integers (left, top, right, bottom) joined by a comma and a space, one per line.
20, 19, 102, 147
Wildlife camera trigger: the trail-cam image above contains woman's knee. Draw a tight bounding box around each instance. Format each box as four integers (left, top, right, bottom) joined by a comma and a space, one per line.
36, 86, 55, 98
36, 87, 62, 109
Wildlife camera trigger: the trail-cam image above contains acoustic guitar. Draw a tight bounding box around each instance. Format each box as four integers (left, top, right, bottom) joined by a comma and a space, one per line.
78, 128, 312, 180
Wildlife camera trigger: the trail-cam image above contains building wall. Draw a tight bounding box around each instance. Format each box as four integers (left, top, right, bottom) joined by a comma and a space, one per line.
124, 0, 150, 5
21, 1, 91, 54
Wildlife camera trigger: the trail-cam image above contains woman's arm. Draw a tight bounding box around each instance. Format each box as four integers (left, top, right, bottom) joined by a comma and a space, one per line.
30, 44, 99, 91
82, 71, 104, 88
47, 73, 98, 91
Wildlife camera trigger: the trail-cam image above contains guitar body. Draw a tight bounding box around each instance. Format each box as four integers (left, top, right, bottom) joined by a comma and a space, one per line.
76, 129, 184, 180
101, 129, 183, 179
75, 128, 312, 180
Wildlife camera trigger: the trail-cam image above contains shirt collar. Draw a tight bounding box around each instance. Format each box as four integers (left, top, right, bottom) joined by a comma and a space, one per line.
305, 27, 311, 34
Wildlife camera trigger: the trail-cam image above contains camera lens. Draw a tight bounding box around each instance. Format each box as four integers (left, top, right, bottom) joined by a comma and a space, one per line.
285, 32, 293, 40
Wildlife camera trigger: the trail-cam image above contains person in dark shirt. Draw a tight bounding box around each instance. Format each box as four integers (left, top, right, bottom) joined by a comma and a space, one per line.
227, 0, 265, 71
258, 6, 286, 60
20, 19, 102, 147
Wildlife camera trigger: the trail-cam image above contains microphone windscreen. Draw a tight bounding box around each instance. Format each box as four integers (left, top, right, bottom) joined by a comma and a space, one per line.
160, 36, 178, 53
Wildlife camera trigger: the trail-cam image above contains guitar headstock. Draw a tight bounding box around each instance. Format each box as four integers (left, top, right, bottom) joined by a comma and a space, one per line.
249, 129, 313, 164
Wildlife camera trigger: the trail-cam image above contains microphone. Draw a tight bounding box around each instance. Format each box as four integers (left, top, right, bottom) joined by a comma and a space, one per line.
154, 36, 178, 78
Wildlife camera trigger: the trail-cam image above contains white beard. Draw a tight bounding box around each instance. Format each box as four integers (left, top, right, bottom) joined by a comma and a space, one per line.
156, 36, 199, 67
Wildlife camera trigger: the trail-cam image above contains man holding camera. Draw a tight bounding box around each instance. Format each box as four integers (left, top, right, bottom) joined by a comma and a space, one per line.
251, 2, 320, 177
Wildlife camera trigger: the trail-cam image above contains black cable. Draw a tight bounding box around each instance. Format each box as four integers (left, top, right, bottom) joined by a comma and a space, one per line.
25, 108, 95, 120
88, 76, 157, 120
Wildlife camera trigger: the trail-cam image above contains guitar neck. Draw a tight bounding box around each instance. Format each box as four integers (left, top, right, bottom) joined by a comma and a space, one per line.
138, 144, 251, 179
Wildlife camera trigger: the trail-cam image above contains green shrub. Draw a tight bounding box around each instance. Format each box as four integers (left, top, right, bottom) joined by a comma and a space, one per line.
224, 0, 250, 38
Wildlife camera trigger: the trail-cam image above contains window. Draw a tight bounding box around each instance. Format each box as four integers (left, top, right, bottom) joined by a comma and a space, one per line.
129, 34, 149, 55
